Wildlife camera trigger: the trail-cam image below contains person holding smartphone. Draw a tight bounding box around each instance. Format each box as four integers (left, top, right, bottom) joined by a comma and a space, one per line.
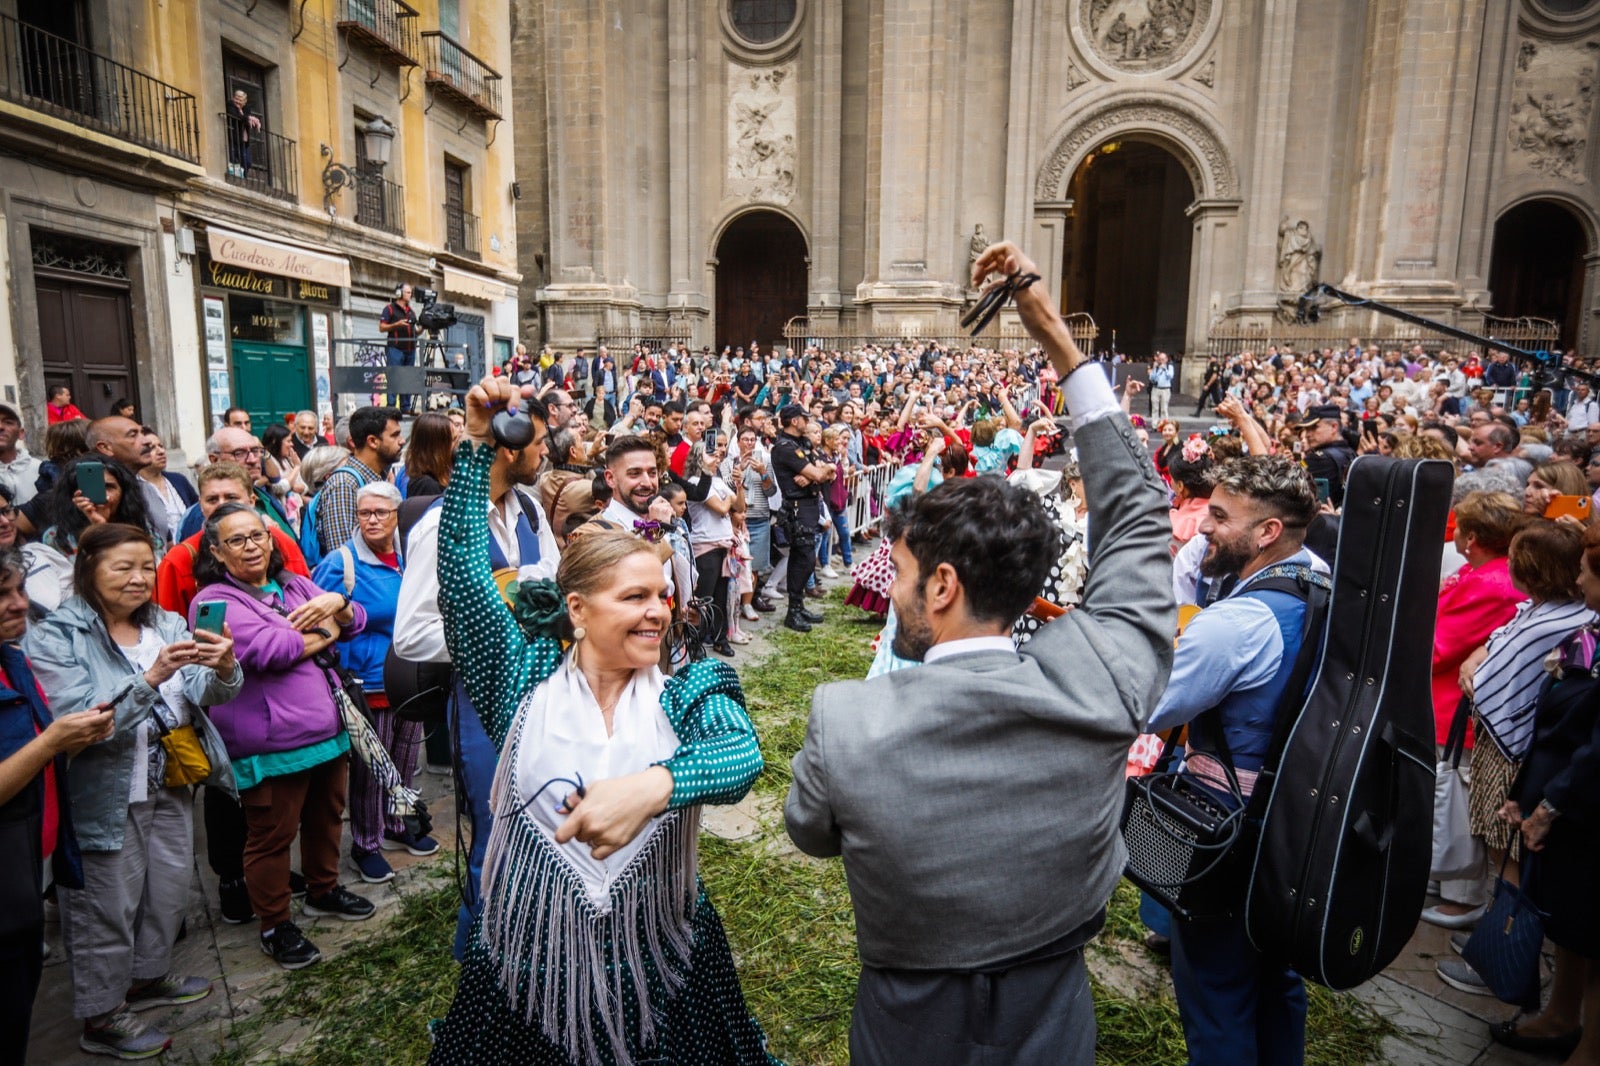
0, 545, 114, 1053
22, 458, 161, 617
24, 523, 241, 1059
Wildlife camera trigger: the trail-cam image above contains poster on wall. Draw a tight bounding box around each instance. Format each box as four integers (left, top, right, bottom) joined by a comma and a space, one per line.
203, 296, 231, 424
310, 310, 332, 419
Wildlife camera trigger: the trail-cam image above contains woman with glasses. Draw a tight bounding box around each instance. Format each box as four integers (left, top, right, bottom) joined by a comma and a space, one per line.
311, 482, 434, 885
191, 503, 375, 971
0, 481, 18, 550
23, 458, 162, 617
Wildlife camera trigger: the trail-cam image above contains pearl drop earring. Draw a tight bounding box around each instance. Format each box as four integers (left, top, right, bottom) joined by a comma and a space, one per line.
572, 626, 587, 641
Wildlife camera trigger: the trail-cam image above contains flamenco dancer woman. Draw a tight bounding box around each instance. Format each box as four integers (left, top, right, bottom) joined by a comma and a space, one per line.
428, 374, 777, 1066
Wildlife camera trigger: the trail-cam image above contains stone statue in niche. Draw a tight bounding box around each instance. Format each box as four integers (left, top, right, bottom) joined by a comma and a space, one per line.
967, 224, 989, 279
1082, 0, 1208, 73
1505, 39, 1597, 184
1276, 216, 1321, 321
728, 64, 798, 205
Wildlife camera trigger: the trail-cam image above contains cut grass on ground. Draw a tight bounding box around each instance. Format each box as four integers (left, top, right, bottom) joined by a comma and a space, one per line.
213, 591, 1397, 1065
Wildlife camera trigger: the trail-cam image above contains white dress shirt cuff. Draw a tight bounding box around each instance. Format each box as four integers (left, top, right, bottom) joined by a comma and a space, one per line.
1063, 363, 1121, 431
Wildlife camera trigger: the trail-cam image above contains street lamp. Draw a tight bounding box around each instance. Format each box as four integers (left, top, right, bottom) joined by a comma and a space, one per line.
321, 116, 396, 215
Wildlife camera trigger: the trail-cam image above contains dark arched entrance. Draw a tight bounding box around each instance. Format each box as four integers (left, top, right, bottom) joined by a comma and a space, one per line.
1489, 201, 1587, 352
715, 211, 807, 354
1062, 140, 1194, 358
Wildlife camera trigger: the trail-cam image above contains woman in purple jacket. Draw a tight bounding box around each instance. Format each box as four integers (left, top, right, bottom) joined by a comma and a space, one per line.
190, 502, 374, 972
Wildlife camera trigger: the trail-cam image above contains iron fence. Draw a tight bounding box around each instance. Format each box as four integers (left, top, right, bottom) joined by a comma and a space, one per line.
337, 0, 420, 66
0, 12, 199, 162
354, 169, 405, 236
782, 316, 1098, 356
421, 30, 501, 119
443, 204, 480, 260
220, 113, 297, 201
1203, 316, 1560, 363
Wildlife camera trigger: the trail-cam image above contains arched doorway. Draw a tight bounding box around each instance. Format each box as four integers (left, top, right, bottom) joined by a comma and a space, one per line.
715, 211, 808, 353
1488, 200, 1588, 352
1062, 140, 1195, 358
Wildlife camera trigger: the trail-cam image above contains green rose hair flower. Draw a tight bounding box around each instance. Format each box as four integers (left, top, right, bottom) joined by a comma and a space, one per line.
508, 578, 569, 641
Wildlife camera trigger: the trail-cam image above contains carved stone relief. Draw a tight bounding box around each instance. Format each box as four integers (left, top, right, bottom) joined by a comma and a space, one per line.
1065, 61, 1088, 91
1506, 39, 1598, 184
1035, 100, 1237, 201
727, 63, 798, 205
1193, 55, 1215, 88
1081, 0, 1211, 73
1275, 216, 1321, 321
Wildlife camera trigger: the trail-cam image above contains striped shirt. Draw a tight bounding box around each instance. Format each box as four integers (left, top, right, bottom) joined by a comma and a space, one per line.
1472, 599, 1596, 760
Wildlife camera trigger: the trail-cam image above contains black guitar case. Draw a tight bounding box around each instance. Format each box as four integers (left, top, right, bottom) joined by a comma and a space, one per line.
1244, 456, 1452, 990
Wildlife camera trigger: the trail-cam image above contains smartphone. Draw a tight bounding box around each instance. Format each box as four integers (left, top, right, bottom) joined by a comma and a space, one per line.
193, 600, 228, 636
1314, 478, 1331, 504
1545, 494, 1593, 522
704, 428, 718, 451
75, 459, 107, 505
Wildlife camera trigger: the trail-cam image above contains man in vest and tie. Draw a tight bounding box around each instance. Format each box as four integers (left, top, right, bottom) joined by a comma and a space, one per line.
392, 395, 559, 958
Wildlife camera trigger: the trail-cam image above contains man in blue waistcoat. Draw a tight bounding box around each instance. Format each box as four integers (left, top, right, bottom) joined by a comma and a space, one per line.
1145, 455, 1326, 1066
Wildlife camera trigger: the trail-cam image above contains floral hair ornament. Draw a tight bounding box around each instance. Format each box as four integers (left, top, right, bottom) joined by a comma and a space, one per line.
507, 578, 569, 642
1181, 434, 1212, 463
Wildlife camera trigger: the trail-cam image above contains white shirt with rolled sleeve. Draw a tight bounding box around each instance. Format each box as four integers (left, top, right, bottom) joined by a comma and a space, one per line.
393, 488, 561, 663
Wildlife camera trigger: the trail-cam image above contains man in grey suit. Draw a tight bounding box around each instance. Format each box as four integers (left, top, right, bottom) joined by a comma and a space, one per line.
785, 241, 1175, 1064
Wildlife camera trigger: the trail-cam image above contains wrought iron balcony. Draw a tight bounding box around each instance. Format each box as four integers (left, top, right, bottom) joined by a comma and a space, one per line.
354, 169, 405, 236
0, 12, 199, 162
220, 113, 297, 201
443, 203, 480, 261
421, 31, 501, 120
337, 0, 420, 67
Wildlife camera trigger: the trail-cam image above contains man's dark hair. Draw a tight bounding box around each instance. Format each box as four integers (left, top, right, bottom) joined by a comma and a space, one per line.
736, 404, 759, 425
194, 502, 286, 589
604, 434, 657, 468
883, 478, 1059, 625
348, 406, 402, 452
1210, 455, 1319, 531
1421, 420, 1459, 448
222, 406, 249, 424
662, 400, 687, 416
49, 384, 70, 402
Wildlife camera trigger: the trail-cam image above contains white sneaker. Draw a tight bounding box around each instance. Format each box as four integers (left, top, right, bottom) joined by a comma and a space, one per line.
741, 604, 760, 622
821, 566, 839, 579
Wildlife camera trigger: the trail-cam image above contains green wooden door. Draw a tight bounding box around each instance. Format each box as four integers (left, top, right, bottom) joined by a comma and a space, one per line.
231, 342, 311, 427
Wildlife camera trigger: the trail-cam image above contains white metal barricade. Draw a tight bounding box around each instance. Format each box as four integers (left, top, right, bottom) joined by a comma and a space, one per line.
846, 462, 895, 538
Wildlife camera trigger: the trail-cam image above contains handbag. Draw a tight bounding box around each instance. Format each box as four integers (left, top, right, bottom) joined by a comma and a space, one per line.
1461, 836, 1547, 1008
152, 717, 212, 788
1431, 696, 1483, 881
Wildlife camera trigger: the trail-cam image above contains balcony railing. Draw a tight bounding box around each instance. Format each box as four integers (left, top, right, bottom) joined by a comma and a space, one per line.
421, 31, 500, 120
354, 169, 405, 236
337, 0, 419, 67
443, 204, 480, 261
0, 12, 199, 162
220, 113, 297, 201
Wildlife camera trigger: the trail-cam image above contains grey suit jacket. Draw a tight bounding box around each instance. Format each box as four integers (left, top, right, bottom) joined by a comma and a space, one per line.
785, 411, 1175, 971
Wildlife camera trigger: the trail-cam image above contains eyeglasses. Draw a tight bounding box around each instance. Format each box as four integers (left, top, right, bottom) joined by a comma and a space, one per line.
356, 509, 397, 521
225, 447, 264, 460
220, 529, 271, 551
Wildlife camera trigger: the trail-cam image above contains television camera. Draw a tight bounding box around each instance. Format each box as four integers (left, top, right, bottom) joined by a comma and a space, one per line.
411, 286, 459, 335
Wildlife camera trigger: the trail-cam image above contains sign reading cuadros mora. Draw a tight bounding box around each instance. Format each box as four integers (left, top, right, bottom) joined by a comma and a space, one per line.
206, 226, 351, 290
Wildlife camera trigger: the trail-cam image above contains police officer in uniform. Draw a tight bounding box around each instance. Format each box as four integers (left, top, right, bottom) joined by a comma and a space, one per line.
771, 404, 835, 632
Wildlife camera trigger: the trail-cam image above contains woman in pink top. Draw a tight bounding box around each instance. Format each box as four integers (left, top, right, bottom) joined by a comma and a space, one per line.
1166, 435, 1214, 556
1433, 491, 1528, 747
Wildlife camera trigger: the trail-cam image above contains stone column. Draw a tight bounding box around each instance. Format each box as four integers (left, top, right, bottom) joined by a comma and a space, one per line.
667, 0, 708, 340
1238, 0, 1300, 314
1184, 198, 1243, 391
1584, 251, 1600, 357
1031, 200, 1073, 313
808, 0, 844, 328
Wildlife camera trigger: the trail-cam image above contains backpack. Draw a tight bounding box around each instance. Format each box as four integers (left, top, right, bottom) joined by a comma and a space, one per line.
298, 490, 325, 569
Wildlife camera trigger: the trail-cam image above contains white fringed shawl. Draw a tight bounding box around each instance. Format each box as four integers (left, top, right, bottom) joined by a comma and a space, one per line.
479, 656, 700, 1065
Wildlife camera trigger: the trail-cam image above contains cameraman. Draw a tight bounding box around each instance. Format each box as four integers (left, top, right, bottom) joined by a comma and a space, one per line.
379, 284, 419, 413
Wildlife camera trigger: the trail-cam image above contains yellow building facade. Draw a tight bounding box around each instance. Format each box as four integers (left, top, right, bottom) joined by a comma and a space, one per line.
0, 0, 520, 461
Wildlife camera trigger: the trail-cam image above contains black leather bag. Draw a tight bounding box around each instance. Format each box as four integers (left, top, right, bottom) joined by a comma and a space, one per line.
1245, 457, 1452, 990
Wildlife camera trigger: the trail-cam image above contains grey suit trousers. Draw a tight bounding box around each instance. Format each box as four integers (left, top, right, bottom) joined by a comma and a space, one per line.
848, 948, 1094, 1066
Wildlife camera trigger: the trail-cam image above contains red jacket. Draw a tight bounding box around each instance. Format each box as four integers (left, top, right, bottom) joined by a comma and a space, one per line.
1432, 556, 1523, 747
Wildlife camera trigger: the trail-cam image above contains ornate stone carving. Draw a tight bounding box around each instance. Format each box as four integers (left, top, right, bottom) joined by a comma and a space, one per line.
727, 63, 797, 205
1275, 216, 1321, 321
1193, 55, 1215, 88
1035, 99, 1237, 201
1506, 39, 1597, 184
1081, 0, 1211, 73
966, 223, 990, 286
1065, 61, 1088, 91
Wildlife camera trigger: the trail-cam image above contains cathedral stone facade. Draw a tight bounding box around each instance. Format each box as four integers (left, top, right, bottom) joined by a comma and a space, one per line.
512, 0, 1600, 385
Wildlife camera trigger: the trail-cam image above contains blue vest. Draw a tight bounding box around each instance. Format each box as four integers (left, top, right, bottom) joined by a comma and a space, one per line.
1188, 581, 1310, 775
424, 491, 542, 571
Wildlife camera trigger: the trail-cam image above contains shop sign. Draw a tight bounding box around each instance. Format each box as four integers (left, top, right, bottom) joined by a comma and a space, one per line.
206, 226, 351, 288
199, 256, 341, 305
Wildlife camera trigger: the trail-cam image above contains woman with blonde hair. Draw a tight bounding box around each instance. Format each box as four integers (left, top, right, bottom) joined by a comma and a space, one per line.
427, 376, 772, 1065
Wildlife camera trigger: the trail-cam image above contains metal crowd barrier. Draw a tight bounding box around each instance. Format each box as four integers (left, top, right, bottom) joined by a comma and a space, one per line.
845, 462, 895, 538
